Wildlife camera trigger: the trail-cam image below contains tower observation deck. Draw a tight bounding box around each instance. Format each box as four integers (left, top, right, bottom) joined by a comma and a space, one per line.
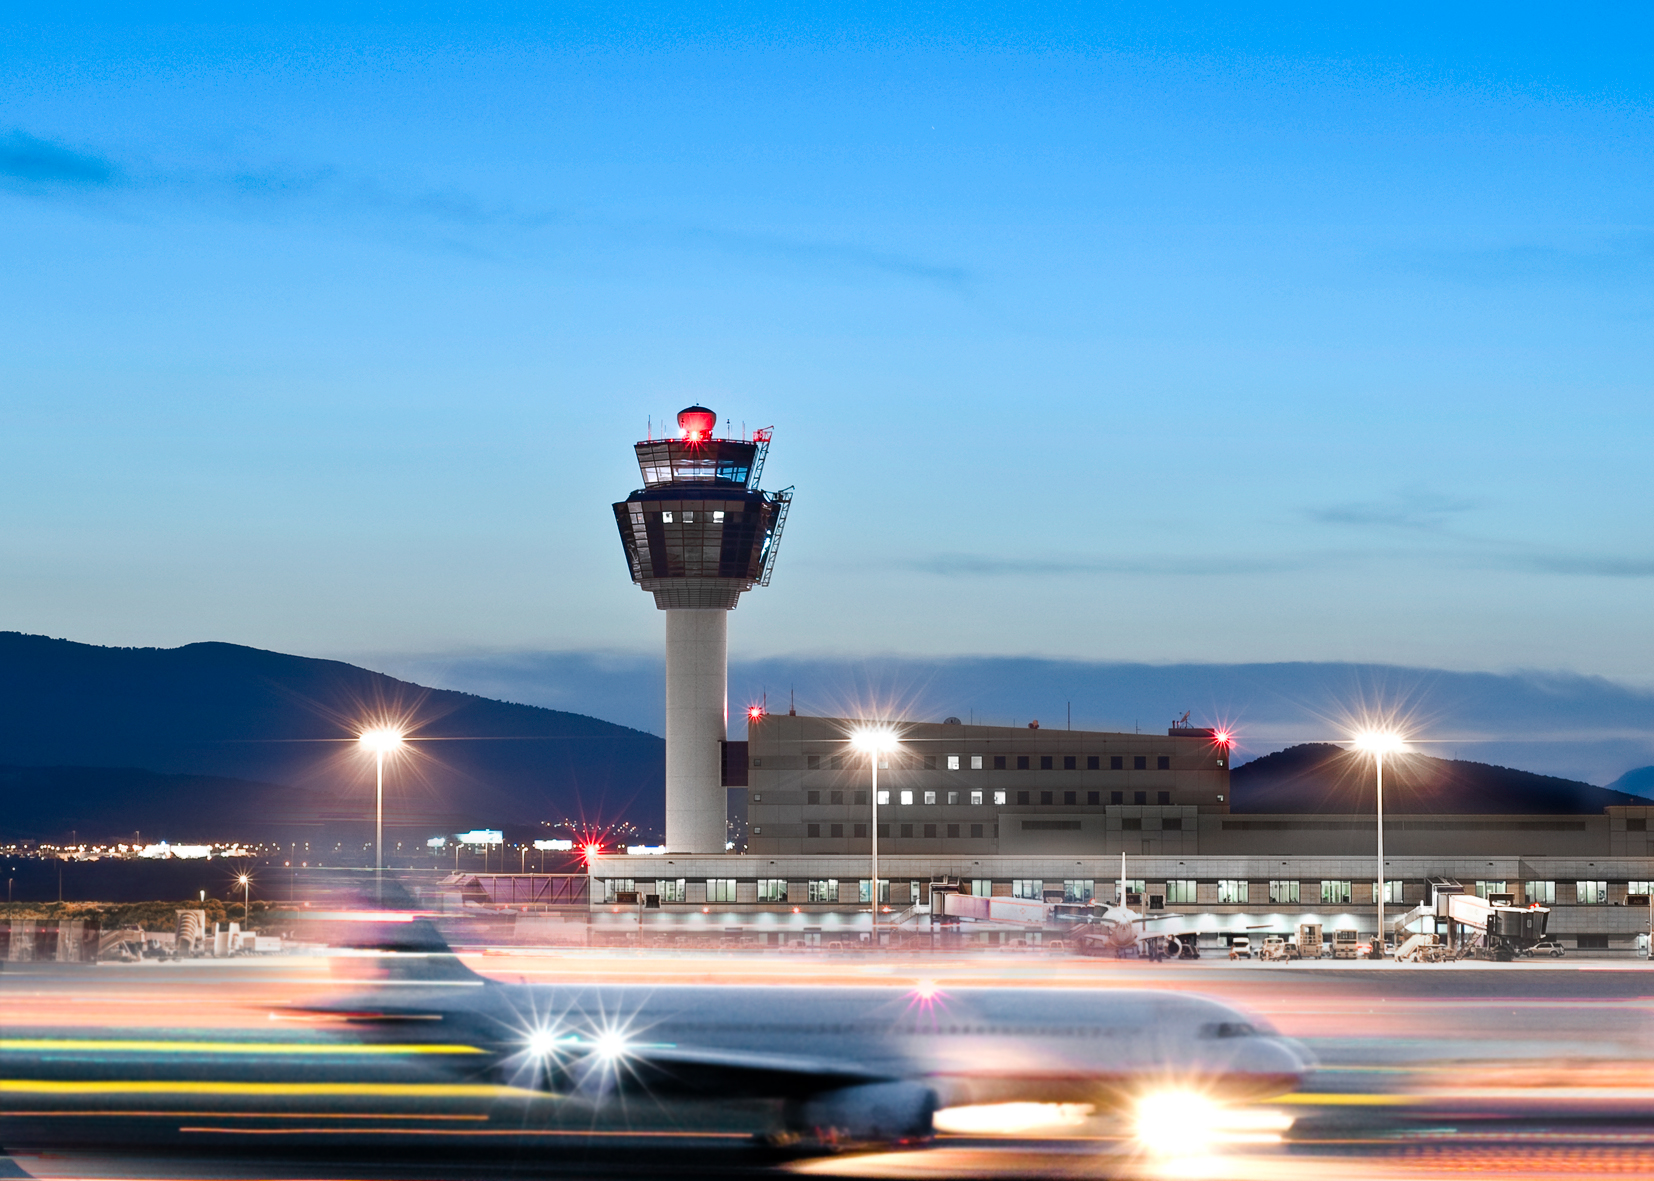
613, 406, 793, 853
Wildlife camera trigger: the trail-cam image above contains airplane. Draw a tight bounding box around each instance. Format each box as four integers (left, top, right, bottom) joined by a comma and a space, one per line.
0, 909, 1313, 1161
1070, 854, 1206, 959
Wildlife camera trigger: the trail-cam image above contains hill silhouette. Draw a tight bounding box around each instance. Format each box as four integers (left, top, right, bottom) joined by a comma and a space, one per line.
0, 633, 663, 843
1232, 743, 1641, 814
1608, 766, 1654, 799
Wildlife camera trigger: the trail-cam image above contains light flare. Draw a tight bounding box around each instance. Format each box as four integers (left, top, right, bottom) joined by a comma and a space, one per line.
933, 1102, 1093, 1135
358, 727, 406, 755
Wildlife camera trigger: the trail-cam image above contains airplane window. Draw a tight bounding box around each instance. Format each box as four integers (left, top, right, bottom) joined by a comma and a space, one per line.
1199, 1022, 1258, 1039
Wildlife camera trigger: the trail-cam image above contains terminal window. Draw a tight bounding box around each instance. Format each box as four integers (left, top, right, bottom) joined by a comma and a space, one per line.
924, 755, 937, 770
900, 790, 913, 805
860, 879, 891, 903
1526, 880, 1555, 903
972, 755, 984, 769
1087, 791, 1100, 805
1017, 791, 1030, 805
993, 790, 1008, 804
855, 790, 868, 804
1012, 879, 1043, 899
1377, 880, 1403, 903
900, 824, 913, 838
877, 824, 889, 838
923, 824, 937, 838
1165, 880, 1197, 904
1157, 756, 1171, 770
657, 879, 686, 903
1111, 756, 1124, 770
1631, 880, 1654, 895
829, 823, 843, 837
854, 823, 867, 838
1577, 880, 1608, 904
1320, 880, 1352, 905
1111, 791, 1123, 804
1157, 791, 1171, 804
1017, 756, 1031, 770
970, 878, 992, 896
877, 790, 890, 805
758, 879, 788, 902
1134, 791, 1146, 804
1088, 755, 1100, 770
970, 823, 984, 838
808, 879, 838, 902
1040, 791, 1053, 805
1218, 880, 1248, 904
1064, 791, 1077, 805
830, 790, 843, 804
706, 879, 737, 903
923, 791, 937, 804
1269, 880, 1300, 904
948, 791, 960, 804
994, 755, 1007, 770
1064, 756, 1077, 770
1134, 756, 1147, 770
947, 755, 959, 770
1063, 879, 1094, 902
830, 755, 843, 769
807, 754, 820, 769
806, 824, 819, 837
947, 824, 959, 838
807, 791, 819, 804
1040, 756, 1053, 770
970, 790, 983, 805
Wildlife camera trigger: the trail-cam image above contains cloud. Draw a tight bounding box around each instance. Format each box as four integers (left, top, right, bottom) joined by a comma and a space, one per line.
1310, 489, 1478, 531
1508, 553, 1654, 578
910, 552, 1310, 578
0, 131, 118, 188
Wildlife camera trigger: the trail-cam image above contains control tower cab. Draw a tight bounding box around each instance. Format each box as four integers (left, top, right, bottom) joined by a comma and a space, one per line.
613, 406, 793, 853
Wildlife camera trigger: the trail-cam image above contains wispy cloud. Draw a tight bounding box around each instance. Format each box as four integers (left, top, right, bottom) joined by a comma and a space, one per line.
0, 131, 119, 189
1310, 489, 1478, 532
1507, 553, 1654, 578
910, 552, 1313, 578
0, 126, 968, 288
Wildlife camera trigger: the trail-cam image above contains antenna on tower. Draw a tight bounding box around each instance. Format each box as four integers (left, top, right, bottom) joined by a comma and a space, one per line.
789, 686, 795, 716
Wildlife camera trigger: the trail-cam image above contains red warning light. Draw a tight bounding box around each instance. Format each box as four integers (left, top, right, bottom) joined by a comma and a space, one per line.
747, 705, 765, 721
1213, 730, 1234, 747
580, 842, 603, 863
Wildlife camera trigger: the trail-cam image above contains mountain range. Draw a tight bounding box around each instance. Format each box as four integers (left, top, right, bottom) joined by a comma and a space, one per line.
0, 632, 663, 844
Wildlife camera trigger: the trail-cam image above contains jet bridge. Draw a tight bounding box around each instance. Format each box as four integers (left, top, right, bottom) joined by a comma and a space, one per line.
1392, 878, 1550, 961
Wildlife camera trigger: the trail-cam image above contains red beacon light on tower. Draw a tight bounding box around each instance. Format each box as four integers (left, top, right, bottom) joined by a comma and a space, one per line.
747, 704, 766, 722
677, 405, 717, 443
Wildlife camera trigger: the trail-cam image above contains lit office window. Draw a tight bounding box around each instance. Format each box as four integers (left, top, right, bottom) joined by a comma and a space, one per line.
1165, 880, 1197, 904
1526, 880, 1557, 903
1474, 881, 1508, 899
970, 879, 993, 897
604, 878, 635, 902
859, 879, 890, 903
1577, 880, 1608, 905
899, 790, 913, 806
1063, 879, 1093, 903
1218, 880, 1248, 904
1630, 880, 1654, 896
1269, 880, 1300, 904
706, 879, 736, 903
1012, 879, 1044, 899
923, 791, 936, 805
661, 512, 673, 523
993, 790, 1007, 805
654, 879, 685, 903
947, 755, 960, 770
712, 510, 724, 523
1374, 880, 1404, 903
947, 791, 959, 804
970, 790, 983, 805
877, 790, 890, 805
807, 879, 838, 902
971, 755, 983, 769
1320, 880, 1352, 905
757, 879, 788, 903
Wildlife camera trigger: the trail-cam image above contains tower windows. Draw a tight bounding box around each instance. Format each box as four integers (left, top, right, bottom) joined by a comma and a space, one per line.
994, 755, 1007, 770
1157, 756, 1171, 770
1040, 755, 1053, 770
1111, 756, 1124, 770
971, 755, 984, 769
1017, 756, 1030, 770
1087, 756, 1100, 770
1134, 756, 1147, 770
1064, 756, 1077, 770
947, 755, 960, 770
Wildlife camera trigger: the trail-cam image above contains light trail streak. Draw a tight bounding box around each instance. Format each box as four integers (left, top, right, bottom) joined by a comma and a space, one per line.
0, 1040, 481, 1056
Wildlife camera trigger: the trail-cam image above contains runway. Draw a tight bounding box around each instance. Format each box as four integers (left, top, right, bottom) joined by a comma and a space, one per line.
4, 950, 1654, 1179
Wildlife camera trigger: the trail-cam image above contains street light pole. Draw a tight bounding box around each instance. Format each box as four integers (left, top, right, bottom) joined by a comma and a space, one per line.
358, 728, 406, 903
852, 726, 898, 949
238, 874, 250, 925
1355, 731, 1405, 959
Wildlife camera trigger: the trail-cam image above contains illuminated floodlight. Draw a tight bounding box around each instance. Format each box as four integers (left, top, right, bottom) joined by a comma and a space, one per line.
358, 727, 406, 754
747, 704, 765, 721
581, 842, 603, 863
1352, 730, 1407, 755
850, 726, 899, 754
1213, 729, 1234, 747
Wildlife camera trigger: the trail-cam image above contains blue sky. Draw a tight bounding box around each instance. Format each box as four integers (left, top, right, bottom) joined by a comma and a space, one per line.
4, 6, 1653, 687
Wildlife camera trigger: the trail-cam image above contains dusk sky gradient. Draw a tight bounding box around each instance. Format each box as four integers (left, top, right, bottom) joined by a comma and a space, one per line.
5, 6, 1653, 689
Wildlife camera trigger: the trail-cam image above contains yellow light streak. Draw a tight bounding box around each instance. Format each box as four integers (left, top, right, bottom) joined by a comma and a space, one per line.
0, 1081, 535, 1099
0, 1040, 481, 1055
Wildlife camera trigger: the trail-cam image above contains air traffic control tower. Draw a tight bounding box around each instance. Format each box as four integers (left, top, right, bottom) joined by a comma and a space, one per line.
613, 406, 793, 853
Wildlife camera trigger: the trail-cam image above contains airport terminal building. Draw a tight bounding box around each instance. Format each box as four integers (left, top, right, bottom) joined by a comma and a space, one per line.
588, 712, 1654, 955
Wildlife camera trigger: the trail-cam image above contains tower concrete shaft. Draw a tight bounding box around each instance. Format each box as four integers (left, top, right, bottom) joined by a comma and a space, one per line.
613, 405, 792, 854
664, 609, 728, 854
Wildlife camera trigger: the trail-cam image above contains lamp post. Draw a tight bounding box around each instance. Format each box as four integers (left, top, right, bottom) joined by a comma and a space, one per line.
237, 874, 251, 925
358, 728, 406, 900
1354, 731, 1406, 958
851, 726, 899, 947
